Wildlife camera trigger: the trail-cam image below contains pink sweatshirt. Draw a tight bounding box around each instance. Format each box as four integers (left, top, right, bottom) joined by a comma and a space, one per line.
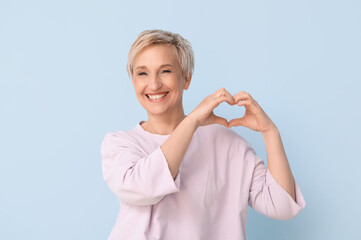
101, 121, 306, 240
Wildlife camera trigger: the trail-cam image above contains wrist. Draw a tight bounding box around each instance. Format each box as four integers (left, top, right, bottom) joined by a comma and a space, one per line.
185, 113, 200, 129
261, 124, 279, 136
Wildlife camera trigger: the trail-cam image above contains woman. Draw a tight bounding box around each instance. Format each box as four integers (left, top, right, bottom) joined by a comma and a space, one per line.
101, 29, 305, 240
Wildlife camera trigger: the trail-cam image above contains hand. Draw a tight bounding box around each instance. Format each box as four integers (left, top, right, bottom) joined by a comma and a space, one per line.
228, 91, 276, 133
188, 88, 235, 128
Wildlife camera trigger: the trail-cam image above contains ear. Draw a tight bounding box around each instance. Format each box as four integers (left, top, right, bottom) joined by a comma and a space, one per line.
184, 74, 192, 90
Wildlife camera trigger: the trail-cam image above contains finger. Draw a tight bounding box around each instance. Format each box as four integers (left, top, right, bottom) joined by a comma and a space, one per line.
234, 93, 252, 103
223, 90, 236, 105
215, 88, 235, 105
232, 91, 247, 103
211, 114, 229, 128
233, 91, 254, 103
215, 87, 230, 97
237, 99, 252, 106
228, 117, 246, 128
220, 95, 236, 106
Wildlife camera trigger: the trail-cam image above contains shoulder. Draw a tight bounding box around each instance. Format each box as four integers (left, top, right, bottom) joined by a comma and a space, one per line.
102, 130, 133, 143
102, 124, 141, 143
101, 129, 139, 155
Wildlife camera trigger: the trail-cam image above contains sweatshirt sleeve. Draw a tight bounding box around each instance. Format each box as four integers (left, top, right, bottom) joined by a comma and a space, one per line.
100, 132, 181, 206
246, 143, 306, 220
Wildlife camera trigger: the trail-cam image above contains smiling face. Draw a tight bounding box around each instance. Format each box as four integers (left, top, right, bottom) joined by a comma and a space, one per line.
131, 44, 191, 118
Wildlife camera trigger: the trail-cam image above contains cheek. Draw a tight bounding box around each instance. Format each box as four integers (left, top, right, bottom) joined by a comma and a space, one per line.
169, 75, 184, 88
132, 81, 145, 93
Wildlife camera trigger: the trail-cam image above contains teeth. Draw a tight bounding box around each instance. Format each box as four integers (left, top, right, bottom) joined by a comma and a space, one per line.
147, 93, 167, 100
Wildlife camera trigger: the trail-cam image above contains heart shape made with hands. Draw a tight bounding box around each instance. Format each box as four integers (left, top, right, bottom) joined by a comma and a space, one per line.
213, 100, 246, 123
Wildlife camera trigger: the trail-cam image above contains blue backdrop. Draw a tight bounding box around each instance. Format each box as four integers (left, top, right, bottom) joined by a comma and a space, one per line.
1, 0, 360, 239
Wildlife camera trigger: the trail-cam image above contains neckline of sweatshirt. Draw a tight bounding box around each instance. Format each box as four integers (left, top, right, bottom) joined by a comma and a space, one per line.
134, 120, 214, 142
135, 120, 171, 139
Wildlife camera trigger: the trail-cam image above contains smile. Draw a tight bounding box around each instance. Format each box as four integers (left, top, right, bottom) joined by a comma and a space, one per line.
146, 92, 169, 102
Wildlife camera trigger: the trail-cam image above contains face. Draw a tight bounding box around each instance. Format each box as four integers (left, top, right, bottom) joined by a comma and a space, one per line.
131, 44, 191, 117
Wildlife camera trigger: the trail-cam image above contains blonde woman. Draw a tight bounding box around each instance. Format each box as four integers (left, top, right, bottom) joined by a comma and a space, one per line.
101, 29, 305, 240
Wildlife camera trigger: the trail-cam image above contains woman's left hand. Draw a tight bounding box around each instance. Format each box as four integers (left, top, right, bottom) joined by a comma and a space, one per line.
228, 91, 276, 132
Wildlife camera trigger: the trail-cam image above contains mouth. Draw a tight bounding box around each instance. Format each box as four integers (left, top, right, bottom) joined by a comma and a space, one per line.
146, 92, 169, 102
146, 92, 169, 98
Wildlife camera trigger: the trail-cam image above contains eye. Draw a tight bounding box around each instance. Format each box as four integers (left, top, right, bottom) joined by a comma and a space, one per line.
162, 70, 171, 73
138, 72, 147, 76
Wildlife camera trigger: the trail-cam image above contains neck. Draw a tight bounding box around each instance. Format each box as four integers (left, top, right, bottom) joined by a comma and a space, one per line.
144, 110, 187, 135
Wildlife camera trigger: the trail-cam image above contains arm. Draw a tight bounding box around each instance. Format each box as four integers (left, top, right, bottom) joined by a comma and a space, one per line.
101, 88, 235, 205
247, 149, 305, 220
163, 87, 236, 180
229, 91, 296, 200
101, 132, 183, 205
261, 124, 296, 201
229, 91, 305, 219
161, 116, 198, 180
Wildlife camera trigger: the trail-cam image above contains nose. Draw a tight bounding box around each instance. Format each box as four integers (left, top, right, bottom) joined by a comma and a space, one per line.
148, 74, 162, 90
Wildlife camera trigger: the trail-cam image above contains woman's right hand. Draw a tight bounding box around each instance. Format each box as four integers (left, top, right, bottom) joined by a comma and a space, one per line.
187, 88, 236, 128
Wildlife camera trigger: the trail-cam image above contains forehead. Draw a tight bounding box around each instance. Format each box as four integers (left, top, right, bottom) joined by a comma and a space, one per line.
133, 44, 180, 68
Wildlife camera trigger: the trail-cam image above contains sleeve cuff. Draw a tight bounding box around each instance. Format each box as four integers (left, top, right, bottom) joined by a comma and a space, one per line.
266, 170, 306, 210
157, 146, 181, 192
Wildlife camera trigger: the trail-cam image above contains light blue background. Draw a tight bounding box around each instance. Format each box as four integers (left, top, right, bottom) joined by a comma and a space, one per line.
1, 0, 360, 239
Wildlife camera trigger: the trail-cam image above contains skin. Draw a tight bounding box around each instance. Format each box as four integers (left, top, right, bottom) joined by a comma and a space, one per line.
131, 44, 296, 202
132, 44, 190, 135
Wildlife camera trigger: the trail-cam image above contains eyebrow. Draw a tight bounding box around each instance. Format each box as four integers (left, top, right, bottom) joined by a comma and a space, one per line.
135, 64, 174, 70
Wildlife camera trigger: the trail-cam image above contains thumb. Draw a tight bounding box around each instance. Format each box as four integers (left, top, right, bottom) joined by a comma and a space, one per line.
210, 114, 229, 128
229, 117, 247, 128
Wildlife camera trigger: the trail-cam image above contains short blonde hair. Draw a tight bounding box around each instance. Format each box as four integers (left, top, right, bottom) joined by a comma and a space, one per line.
127, 29, 194, 79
